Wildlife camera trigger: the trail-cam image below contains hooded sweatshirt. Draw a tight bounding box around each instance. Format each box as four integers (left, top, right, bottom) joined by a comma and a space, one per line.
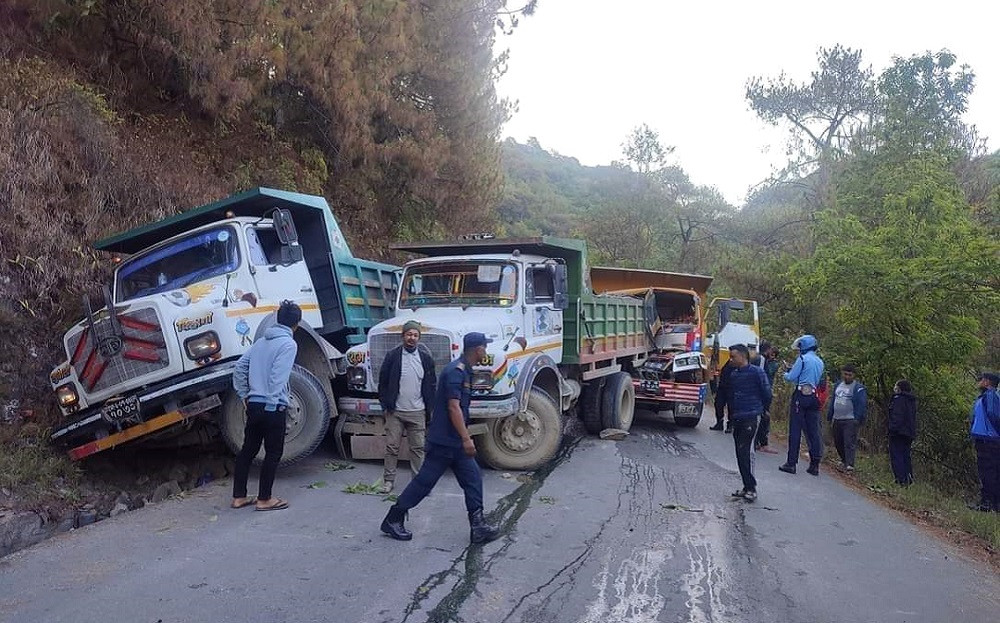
233, 325, 298, 410
970, 387, 1000, 443
887, 391, 917, 439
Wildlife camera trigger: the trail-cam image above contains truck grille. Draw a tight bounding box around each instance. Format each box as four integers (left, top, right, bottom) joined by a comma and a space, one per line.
67, 307, 169, 395
369, 332, 453, 383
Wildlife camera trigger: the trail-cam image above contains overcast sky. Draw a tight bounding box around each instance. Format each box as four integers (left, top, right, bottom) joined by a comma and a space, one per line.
496, 0, 1000, 205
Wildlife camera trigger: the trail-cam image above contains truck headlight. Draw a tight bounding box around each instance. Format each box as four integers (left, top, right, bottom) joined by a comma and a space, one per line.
347, 367, 367, 386
184, 331, 221, 360
56, 383, 79, 407
471, 370, 494, 390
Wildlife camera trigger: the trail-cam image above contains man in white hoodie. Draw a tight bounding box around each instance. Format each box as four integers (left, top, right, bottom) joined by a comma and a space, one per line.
231, 301, 301, 511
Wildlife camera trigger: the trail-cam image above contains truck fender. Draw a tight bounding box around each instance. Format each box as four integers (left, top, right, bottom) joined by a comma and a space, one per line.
252, 314, 345, 379
513, 353, 562, 414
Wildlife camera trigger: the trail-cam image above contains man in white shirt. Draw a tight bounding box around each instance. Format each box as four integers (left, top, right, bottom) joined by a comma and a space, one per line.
378, 321, 437, 493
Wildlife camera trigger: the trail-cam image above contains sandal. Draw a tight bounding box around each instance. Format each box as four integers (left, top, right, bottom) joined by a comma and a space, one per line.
256, 499, 289, 511
231, 497, 257, 509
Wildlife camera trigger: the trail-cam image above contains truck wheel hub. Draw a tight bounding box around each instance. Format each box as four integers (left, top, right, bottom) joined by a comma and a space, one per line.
285, 394, 305, 438
499, 412, 541, 452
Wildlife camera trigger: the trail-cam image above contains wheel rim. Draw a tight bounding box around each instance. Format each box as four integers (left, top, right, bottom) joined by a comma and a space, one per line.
496, 411, 544, 454
284, 391, 306, 442
619, 385, 635, 429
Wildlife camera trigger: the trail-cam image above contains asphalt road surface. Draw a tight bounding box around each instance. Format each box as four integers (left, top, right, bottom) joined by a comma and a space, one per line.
2, 412, 998, 623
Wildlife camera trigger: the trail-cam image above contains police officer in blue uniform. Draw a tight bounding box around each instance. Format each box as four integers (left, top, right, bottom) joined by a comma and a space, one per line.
380, 332, 501, 544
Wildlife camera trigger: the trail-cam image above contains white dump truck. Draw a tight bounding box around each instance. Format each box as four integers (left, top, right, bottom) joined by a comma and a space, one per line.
49, 188, 398, 464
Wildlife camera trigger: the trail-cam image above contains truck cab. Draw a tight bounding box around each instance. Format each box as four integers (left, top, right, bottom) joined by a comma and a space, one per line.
50, 188, 398, 464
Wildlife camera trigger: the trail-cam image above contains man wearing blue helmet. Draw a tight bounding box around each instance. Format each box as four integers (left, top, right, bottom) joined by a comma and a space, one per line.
779, 334, 826, 476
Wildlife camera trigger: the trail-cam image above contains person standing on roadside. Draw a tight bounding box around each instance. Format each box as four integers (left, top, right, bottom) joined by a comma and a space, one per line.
779, 334, 825, 476
378, 320, 436, 494
755, 345, 781, 454
827, 364, 868, 473
887, 379, 917, 485
231, 301, 301, 512
970, 372, 1000, 512
727, 344, 772, 502
710, 358, 735, 432
380, 332, 501, 543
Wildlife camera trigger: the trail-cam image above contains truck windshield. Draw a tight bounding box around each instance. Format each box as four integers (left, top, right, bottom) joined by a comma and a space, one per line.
116, 226, 240, 302
400, 261, 518, 308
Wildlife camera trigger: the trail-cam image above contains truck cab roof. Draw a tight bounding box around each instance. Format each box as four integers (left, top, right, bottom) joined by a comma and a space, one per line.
94, 187, 339, 255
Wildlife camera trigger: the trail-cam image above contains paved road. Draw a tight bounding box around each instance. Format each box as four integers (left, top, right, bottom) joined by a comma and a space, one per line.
2, 412, 998, 623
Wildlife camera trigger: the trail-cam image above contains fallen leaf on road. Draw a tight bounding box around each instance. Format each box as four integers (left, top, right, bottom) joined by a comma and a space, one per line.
537, 496, 556, 505
342, 534, 354, 538
661, 503, 704, 513
155, 526, 171, 533
304, 481, 329, 489
208, 515, 218, 522
324, 461, 355, 471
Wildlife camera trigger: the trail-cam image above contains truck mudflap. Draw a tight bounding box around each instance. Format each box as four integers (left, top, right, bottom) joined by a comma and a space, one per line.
67, 395, 222, 460
633, 380, 707, 404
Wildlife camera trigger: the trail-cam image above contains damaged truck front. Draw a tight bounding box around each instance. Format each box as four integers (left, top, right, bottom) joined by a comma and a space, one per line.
49, 188, 398, 464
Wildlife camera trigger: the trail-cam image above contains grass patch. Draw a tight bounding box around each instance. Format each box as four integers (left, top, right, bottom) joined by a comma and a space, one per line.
853, 453, 1000, 550
0, 423, 82, 510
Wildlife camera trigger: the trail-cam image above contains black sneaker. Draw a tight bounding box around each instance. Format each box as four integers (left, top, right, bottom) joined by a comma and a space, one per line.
743, 490, 757, 503
731, 489, 747, 498
709, 423, 724, 431
778, 464, 796, 475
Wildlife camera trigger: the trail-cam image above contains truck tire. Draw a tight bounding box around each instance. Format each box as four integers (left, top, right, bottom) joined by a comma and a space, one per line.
675, 403, 704, 428
579, 379, 605, 435
601, 372, 635, 431
478, 388, 561, 471
221, 364, 331, 466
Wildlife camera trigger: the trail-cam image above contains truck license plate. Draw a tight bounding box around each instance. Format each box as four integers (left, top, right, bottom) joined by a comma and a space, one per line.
640, 380, 660, 394
101, 395, 141, 423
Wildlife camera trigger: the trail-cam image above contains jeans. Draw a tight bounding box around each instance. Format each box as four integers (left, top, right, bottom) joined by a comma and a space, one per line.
233, 403, 287, 500
832, 419, 859, 467
786, 391, 822, 466
975, 440, 1000, 509
733, 416, 759, 492
383, 409, 426, 481
755, 411, 771, 447
396, 442, 484, 513
888, 435, 913, 485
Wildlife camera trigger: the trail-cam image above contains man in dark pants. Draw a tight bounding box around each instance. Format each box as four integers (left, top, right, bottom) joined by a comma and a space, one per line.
779, 334, 825, 476
727, 344, 772, 503
381, 332, 501, 543
231, 301, 301, 511
709, 359, 735, 432
970, 372, 1000, 512
378, 320, 436, 494
827, 364, 867, 473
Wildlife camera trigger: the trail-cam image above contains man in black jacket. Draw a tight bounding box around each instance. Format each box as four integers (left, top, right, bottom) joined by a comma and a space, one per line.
378, 320, 436, 494
709, 359, 735, 432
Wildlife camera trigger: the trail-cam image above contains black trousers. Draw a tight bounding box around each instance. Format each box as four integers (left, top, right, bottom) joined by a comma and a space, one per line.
714, 395, 728, 427
975, 440, 1000, 510
233, 403, 287, 500
786, 391, 822, 466
832, 419, 859, 467
888, 434, 913, 485
733, 416, 759, 492
755, 411, 771, 447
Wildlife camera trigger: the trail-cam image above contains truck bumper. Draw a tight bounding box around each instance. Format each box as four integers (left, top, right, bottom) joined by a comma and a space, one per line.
337, 395, 519, 420
51, 362, 236, 451
633, 380, 707, 404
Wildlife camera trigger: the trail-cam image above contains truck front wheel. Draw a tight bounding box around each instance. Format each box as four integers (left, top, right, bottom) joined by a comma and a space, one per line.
478, 388, 561, 471
221, 364, 331, 466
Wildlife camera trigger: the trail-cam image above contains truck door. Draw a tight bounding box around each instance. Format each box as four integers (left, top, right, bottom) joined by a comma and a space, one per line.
244, 226, 322, 327
525, 264, 564, 362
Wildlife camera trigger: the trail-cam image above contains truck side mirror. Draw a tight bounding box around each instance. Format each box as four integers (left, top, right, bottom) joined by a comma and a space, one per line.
551, 264, 569, 310
273, 209, 298, 245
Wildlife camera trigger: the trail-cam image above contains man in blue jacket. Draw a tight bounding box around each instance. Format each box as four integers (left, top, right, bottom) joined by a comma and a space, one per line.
970, 372, 1000, 512
779, 334, 825, 476
727, 344, 772, 502
826, 364, 867, 473
231, 301, 301, 512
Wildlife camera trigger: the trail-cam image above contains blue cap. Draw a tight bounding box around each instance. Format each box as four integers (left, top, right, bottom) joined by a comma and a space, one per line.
463, 332, 493, 349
